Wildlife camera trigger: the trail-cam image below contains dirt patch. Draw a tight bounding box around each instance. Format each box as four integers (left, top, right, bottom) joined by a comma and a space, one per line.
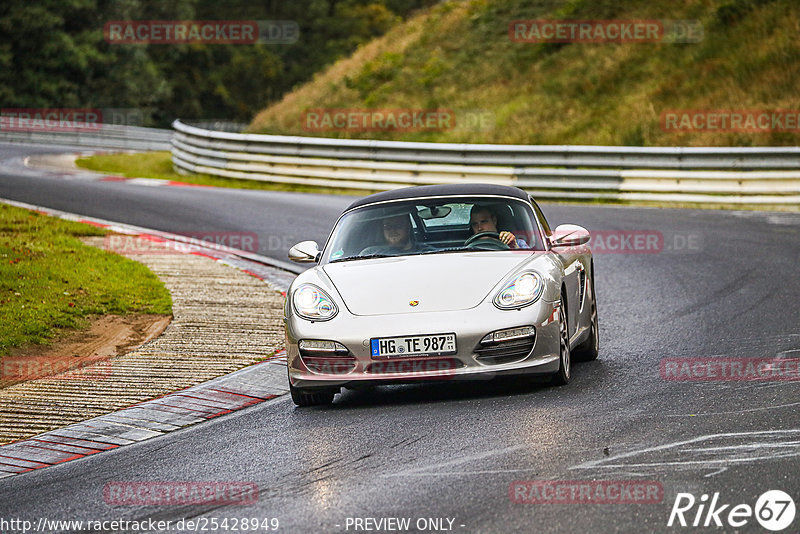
0, 314, 171, 388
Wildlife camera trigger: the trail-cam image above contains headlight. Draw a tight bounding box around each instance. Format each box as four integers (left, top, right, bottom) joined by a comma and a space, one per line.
494, 272, 544, 309
293, 284, 338, 321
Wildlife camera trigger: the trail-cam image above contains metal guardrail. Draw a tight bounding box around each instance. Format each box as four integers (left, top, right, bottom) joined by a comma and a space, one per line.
0, 124, 172, 151
182, 120, 247, 133
172, 120, 800, 204
3, 118, 798, 204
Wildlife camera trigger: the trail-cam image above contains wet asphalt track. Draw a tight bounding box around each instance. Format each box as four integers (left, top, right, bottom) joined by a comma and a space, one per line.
1, 143, 799, 533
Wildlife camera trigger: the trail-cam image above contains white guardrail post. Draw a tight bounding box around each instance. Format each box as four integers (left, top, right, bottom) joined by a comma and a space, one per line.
170, 120, 800, 205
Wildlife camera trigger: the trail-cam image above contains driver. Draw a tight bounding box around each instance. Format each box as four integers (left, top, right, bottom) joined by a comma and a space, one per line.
468, 205, 527, 249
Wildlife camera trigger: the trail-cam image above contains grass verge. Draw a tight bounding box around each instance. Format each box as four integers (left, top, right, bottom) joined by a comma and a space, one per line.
75, 151, 377, 196
250, 0, 800, 147
0, 203, 172, 356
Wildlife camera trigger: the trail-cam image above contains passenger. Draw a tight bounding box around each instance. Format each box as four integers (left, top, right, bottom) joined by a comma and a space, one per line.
468, 205, 528, 249
360, 214, 433, 255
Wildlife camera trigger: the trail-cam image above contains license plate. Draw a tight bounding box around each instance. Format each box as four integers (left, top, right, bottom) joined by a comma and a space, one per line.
370, 333, 456, 359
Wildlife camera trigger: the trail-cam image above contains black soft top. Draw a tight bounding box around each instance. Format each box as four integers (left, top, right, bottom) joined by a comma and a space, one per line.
345, 184, 529, 211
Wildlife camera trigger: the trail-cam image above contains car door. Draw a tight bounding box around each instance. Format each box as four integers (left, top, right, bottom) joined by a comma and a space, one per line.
530, 197, 582, 341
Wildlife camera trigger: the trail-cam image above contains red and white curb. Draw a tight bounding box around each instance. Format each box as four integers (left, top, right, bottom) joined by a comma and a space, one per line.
0, 198, 297, 478
0, 350, 288, 479
22, 151, 214, 189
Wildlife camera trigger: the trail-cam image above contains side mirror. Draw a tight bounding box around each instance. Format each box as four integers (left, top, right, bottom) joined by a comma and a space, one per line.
551, 224, 591, 248
288, 241, 320, 263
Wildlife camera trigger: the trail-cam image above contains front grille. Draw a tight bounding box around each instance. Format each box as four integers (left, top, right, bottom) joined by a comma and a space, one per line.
475, 338, 535, 365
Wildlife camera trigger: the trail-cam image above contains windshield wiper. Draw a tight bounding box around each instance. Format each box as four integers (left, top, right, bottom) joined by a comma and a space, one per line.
418, 247, 469, 255
329, 253, 393, 263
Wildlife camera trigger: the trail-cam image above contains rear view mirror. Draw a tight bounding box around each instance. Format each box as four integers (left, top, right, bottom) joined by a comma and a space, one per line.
417, 206, 452, 220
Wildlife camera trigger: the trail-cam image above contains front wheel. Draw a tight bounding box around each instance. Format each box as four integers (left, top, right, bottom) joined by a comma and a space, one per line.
550, 301, 571, 386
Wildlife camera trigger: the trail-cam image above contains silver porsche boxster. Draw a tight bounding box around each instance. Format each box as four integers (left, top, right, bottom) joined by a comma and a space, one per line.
284, 184, 598, 406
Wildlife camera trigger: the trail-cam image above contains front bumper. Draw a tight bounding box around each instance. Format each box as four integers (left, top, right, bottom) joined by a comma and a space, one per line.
285, 299, 562, 391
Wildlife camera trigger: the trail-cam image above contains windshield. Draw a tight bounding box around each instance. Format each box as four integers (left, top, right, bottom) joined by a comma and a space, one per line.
321, 196, 544, 263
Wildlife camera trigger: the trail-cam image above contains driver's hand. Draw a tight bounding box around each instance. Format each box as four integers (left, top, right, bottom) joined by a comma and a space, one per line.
499, 231, 518, 249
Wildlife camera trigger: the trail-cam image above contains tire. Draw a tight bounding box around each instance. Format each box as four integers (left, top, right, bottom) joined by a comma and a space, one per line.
289, 381, 335, 407
573, 274, 599, 362
550, 297, 571, 386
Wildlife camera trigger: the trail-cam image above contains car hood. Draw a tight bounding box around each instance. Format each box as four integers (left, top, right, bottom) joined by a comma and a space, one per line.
322, 252, 536, 315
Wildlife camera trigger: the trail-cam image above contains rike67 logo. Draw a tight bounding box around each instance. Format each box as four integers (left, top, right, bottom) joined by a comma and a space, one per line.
668, 490, 796, 531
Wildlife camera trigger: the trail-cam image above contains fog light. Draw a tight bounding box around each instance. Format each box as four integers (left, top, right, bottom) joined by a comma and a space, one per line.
480, 326, 535, 344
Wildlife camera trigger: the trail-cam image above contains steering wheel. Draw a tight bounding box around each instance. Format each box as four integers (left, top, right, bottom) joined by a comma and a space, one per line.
464, 231, 510, 250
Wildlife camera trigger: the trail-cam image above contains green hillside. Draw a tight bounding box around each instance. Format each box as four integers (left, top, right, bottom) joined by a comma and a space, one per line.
249, 0, 799, 146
